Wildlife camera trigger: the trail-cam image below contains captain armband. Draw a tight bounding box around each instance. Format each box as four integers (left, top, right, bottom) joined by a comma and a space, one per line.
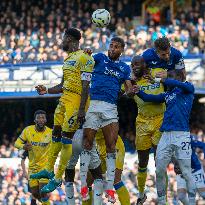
81, 72, 92, 81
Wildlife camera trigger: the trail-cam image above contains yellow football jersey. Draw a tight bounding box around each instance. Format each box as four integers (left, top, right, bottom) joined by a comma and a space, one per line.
134, 68, 166, 118
62, 50, 94, 95
15, 125, 52, 173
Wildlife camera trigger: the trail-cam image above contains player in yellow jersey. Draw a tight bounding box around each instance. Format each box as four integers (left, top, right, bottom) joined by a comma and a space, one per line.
131, 56, 166, 205
14, 110, 52, 205
30, 28, 95, 193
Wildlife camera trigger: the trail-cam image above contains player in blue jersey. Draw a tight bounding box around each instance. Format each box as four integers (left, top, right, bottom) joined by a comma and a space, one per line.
174, 135, 205, 204
80, 37, 133, 203
142, 37, 186, 80
134, 69, 196, 205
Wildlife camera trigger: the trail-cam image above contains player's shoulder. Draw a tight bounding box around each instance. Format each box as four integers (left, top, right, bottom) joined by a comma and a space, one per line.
142, 48, 157, 61
77, 50, 95, 64
93, 52, 106, 59
170, 46, 182, 57
23, 125, 35, 132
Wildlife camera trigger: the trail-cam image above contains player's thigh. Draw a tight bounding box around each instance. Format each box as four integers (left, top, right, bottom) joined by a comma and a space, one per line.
115, 136, 125, 171
135, 120, 152, 150
152, 115, 163, 146
54, 101, 65, 127
156, 132, 172, 160
174, 132, 191, 160
62, 99, 81, 133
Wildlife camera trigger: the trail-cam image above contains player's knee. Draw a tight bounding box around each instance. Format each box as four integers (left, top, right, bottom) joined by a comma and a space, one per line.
83, 136, 93, 150
52, 126, 62, 138
65, 168, 75, 182
178, 192, 187, 202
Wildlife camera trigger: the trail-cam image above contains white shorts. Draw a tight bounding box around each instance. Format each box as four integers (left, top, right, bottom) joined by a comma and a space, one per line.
67, 129, 101, 170
83, 100, 118, 130
156, 131, 191, 161
177, 168, 205, 190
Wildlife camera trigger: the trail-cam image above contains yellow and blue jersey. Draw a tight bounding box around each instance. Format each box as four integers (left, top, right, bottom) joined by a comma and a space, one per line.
63, 50, 94, 95
14, 125, 52, 173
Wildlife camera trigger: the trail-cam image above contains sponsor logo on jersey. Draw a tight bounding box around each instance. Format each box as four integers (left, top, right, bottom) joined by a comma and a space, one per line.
165, 93, 176, 103
65, 60, 76, 66
31, 141, 49, 147
140, 82, 160, 91
104, 67, 120, 78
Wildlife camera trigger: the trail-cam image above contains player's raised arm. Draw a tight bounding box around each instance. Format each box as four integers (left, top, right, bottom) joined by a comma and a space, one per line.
35, 76, 64, 95
77, 55, 95, 124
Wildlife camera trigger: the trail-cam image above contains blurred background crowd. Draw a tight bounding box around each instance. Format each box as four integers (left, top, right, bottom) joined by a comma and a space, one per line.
0, 0, 205, 64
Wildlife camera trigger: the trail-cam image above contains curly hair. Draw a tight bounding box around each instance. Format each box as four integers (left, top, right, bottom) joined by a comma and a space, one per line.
65, 28, 81, 41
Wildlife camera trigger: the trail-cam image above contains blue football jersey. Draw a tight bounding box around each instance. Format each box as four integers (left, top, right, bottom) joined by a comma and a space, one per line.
142, 47, 185, 71
90, 53, 131, 104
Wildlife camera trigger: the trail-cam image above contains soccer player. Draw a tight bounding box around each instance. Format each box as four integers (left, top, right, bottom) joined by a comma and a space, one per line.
142, 36, 186, 80
134, 69, 196, 205
80, 37, 133, 203
174, 135, 205, 204
20, 150, 37, 205
14, 110, 52, 205
130, 55, 165, 204
31, 28, 95, 193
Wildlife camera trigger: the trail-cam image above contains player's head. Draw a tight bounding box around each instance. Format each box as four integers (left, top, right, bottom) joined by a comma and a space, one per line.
154, 37, 171, 62
167, 69, 186, 82
108, 37, 125, 60
62, 28, 81, 51
131, 55, 147, 78
34, 110, 47, 129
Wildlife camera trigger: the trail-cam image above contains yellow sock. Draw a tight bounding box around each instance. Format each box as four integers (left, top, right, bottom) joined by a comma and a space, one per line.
82, 187, 92, 205
137, 167, 147, 195
47, 138, 62, 172
41, 197, 50, 205
114, 181, 130, 205
55, 138, 72, 180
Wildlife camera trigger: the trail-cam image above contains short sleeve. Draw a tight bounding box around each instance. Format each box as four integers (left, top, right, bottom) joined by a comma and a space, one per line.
124, 65, 131, 81
79, 54, 95, 73
19, 128, 27, 143
175, 51, 185, 70
93, 53, 103, 64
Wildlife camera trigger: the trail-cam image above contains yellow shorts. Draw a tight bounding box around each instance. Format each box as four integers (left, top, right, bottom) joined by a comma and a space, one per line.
54, 92, 81, 132
135, 114, 163, 150
96, 132, 125, 173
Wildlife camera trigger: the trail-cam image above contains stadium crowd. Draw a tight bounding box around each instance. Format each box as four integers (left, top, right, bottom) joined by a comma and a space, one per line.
0, 0, 205, 64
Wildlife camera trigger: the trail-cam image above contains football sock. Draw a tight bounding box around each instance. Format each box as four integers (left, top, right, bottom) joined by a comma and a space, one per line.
137, 166, 147, 198
55, 138, 72, 180
114, 181, 130, 205
46, 137, 62, 172
106, 152, 116, 190
93, 179, 103, 205
41, 197, 50, 205
65, 182, 75, 205
80, 149, 91, 187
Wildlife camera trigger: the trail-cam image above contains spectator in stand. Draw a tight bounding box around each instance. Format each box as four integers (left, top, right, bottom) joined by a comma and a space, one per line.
0, 0, 204, 64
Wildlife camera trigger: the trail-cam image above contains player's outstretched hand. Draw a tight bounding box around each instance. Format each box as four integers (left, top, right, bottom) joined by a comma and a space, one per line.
77, 109, 86, 125
35, 85, 47, 95
23, 143, 32, 151
83, 48, 93, 56
155, 71, 167, 79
